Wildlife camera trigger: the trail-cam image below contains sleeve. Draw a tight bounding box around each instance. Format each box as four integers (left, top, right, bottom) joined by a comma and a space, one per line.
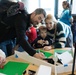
67, 10, 72, 19
53, 22, 66, 48
14, 13, 36, 56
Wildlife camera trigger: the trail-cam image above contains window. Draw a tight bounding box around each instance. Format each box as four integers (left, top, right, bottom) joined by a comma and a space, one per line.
40, 0, 55, 15
23, 0, 55, 15
23, 0, 39, 13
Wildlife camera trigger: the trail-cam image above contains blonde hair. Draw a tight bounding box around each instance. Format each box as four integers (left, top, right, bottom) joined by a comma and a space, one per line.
45, 14, 57, 23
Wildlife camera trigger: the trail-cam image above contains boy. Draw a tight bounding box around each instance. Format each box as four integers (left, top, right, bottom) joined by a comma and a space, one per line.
31, 26, 52, 48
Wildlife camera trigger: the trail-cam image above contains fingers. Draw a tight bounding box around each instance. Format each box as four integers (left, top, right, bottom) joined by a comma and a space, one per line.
0, 57, 6, 65
0, 61, 5, 69
39, 53, 45, 59
0, 57, 6, 68
0, 57, 3, 64
33, 53, 45, 59
3, 59, 6, 63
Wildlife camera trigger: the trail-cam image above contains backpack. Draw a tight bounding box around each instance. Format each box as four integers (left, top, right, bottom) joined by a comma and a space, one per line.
0, 1, 27, 26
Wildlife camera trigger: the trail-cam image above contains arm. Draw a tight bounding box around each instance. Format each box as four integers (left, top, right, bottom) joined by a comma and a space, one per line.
0, 49, 6, 68
15, 13, 36, 56
67, 10, 73, 25
14, 13, 45, 59
52, 22, 66, 48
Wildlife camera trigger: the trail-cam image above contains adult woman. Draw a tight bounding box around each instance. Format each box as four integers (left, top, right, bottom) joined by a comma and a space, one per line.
43, 14, 73, 50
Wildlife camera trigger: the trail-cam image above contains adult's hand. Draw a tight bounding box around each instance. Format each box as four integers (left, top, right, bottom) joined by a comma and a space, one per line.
0, 49, 6, 68
33, 53, 45, 59
0, 57, 6, 68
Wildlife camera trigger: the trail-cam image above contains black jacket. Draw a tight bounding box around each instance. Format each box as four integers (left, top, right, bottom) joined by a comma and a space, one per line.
31, 35, 53, 48
0, 1, 36, 56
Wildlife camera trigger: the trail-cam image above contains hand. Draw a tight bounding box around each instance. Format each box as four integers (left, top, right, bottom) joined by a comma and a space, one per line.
33, 53, 45, 59
43, 46, 53, 51
37, 40, 44, 45
44, 40, 49, 45
0, 57, 6, 68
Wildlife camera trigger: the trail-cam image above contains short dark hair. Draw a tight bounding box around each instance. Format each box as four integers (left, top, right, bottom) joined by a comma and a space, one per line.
34, 8, 46, 18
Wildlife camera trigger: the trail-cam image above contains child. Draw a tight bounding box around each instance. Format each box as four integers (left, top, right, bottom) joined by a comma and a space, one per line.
31, 26, 52, 48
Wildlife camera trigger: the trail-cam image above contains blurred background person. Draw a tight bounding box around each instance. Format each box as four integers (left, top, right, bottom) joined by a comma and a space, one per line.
59, 1, 73, 27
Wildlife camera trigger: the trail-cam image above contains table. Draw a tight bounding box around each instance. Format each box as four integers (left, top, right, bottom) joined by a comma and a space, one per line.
6, 48, 76, 75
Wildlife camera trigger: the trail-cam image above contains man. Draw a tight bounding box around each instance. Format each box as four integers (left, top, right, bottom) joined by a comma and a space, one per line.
0, 0, 46, 59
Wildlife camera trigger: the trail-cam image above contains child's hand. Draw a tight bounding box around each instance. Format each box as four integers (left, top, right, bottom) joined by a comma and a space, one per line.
37, 40, 44, 44
44, 40, 49, 45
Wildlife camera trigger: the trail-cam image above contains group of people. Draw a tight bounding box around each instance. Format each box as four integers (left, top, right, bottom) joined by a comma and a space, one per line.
31, 1, 73, 50
31, 14, 73, 50
0, 0, 73, 68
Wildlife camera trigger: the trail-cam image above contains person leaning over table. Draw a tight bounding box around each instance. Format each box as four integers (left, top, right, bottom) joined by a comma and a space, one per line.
0, 0, 46, 59
43, 14, 73, 50
0, 49, 6, 68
